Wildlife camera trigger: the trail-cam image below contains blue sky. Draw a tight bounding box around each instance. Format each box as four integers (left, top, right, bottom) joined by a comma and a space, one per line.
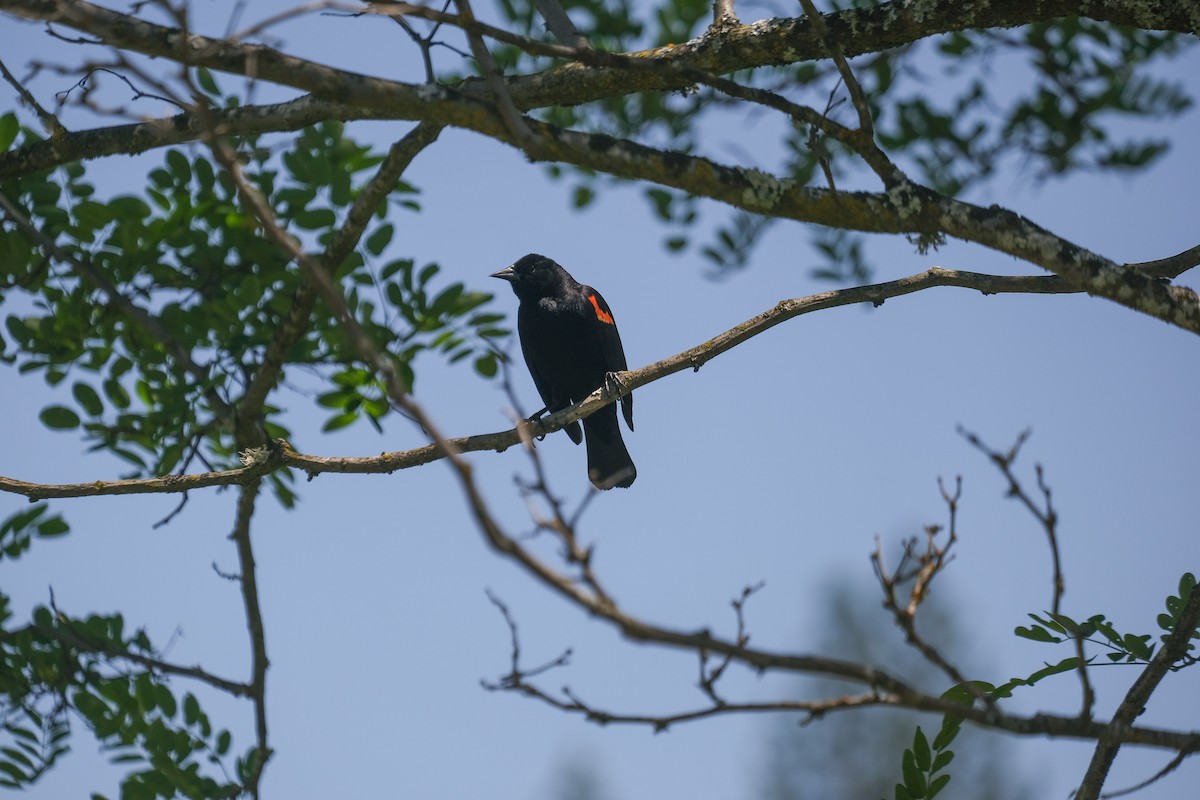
2, 3, 1198, 799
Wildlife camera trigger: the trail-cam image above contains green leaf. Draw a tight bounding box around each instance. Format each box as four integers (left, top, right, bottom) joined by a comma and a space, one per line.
940, 682, 989, 705
322, 411, 358, 432
646, 187, 673, 220
932, 716, 961, 752
901, 750, 926, 797
912, 727, 931, 771
166, 150, 192, 183
37, 516, 69, 537
154, 684, 177, 718
1046, 612, 1080, 635
195, 67, 220, 95
417, 262, 439, 286
474, 352, 498, 378
573, 185, 595, 208
73, 382, 104, 416
0, 761, 28, 783
1123, 633, 1153, 660
931, 750, 954, 773
183, 693, 200, 726
0, 112, 18, 151
40, 405, 81, 430
293, 208, 336, 230
103, 378, 131, 409
365, 223, 394, 256
1014, 624, 1062, 643
928, 773, 951, 799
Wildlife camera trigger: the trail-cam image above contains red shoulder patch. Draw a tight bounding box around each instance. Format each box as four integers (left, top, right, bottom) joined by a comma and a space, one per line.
587, 294, 615, 325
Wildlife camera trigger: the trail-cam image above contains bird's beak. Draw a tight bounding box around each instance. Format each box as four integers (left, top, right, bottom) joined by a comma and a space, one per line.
491, 265, 516, 282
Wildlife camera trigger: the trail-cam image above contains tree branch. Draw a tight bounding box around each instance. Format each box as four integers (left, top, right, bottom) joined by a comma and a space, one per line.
528, 0, 588, 48
4, 0, 1195, 174
0, 266, 1099, 502
229, 479, 270, 800
1075, 584, 1200, 800
3, 4, 1198, 332
1124, 243, 1200, 279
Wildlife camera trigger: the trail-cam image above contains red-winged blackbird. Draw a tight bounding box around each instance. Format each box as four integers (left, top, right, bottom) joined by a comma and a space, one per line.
492, 254, 636, 489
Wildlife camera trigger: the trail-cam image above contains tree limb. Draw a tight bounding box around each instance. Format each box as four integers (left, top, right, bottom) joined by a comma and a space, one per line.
4, 0, 1195, 174
1075, 584, 1200, 800
0, 266, 1099, 502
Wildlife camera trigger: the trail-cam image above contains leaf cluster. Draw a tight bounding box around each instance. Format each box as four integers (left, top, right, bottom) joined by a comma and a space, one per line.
0, 113, 507, 505
893, 573, 1198, 794
1014, 573, 1198, 667
889, 719, 958, 800
0, 597, 242, 798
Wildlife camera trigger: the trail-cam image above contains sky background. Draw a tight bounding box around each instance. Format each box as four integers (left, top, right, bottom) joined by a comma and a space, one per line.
1, 2, 1198, 799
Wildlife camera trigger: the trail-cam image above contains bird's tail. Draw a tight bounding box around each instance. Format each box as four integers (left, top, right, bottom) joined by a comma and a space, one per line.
583, 406, 636, 489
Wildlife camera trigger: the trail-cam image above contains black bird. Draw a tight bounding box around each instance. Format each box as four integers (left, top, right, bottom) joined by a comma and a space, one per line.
492, 254, 636, 489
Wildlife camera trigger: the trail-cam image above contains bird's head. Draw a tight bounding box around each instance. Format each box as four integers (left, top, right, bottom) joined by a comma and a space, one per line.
491, 254, 573, 300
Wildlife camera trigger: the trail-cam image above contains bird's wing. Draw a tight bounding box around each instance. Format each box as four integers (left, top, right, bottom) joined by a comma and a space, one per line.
583, 287, 634, 432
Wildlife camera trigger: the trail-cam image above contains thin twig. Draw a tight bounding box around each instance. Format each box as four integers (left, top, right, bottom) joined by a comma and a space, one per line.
796, 0, 897, 183
1123, 243, 1200, 279
959, 428, 1095, 717
1098, 749, 1194, 799
482, 589, 572, 687
871, 481, 986, 705
709, 0, 739, 31
452, 0, 535, 149
959, 428, 1064, 613
530, 0, 588, 48
0, 57, 64, 134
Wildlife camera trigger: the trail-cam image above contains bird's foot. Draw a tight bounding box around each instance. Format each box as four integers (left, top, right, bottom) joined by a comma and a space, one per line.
603, 371, 628, 399
526, 406, 550, 441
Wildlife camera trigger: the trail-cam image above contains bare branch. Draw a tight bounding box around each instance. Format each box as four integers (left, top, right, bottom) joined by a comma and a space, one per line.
229, 479, 270, 799
452, 0, 536, 149
529, 0, 588, 48
871, 479, 987, 704
521, 685, 893, 733
961, 428, 1100, 721
1099, 750, 1194, 799
709, 0, 738, 31
226, 0, 341, 42
960, 428, 1064, 613
0, 56, 64, 134
1123, 243, 1200, 280
482, 589, 572, 687
796, 0, 897, 183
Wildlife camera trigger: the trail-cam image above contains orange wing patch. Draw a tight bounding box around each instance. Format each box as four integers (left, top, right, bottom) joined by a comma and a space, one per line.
587, 294, 615, 325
